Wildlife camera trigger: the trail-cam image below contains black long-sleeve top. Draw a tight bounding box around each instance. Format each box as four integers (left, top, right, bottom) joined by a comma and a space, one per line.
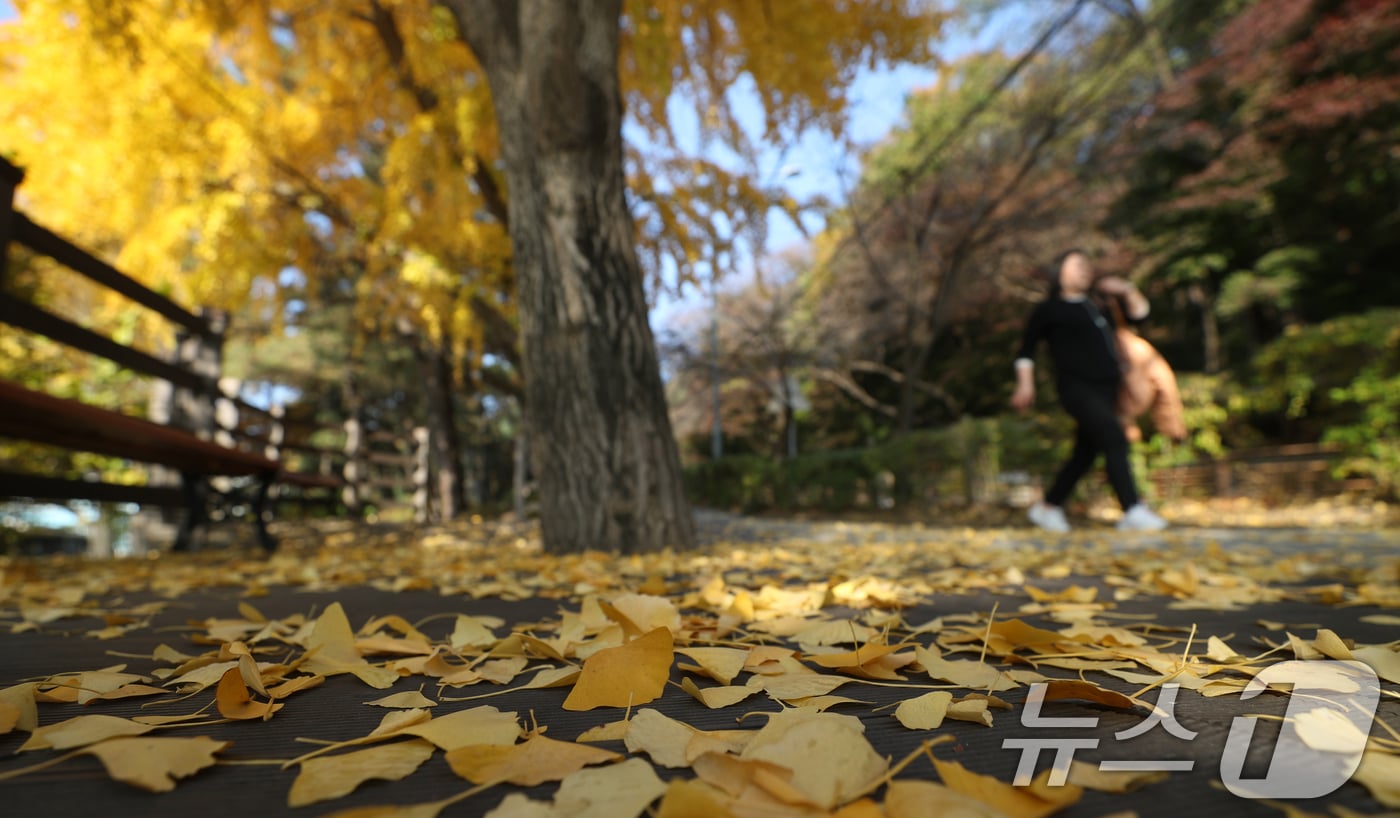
1015, 296, 1138, 383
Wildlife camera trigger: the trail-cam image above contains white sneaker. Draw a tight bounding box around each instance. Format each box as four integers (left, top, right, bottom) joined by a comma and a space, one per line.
1117, 504, 1168, 531
1028, 503, 1070, 533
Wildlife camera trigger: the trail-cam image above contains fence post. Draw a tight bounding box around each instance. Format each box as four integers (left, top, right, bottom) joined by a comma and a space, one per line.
215, 377, 241, 449
265, 403, 285, 463
0, 156, 22, 287
343, 416, 366, 516
412, 426, 431, 524
174, 307, 227, 440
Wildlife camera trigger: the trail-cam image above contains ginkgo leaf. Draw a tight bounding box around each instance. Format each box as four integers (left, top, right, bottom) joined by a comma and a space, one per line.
914, 645, 1019, 691
19, 714, 153, 752
676, 647, 749, 684
302, 602, 399, 689
680, 677, 760, 709
576, 720, 631, 743
894, 691, 952, 729
563, 627, 674, 711
0, 684, 38, 733
398, 705, 522, 750
268, 675, 325, 699
289, 739, 436, 807
450, 615, 504, 650
0, 701, 20, 733
550, 757, 667, 818
1353, 750, 1400, 807
216, 666, 284, 720
884, 780, 1009, 818
752, 672, 852, 701
622, 708, 753, 768
788, 695, 872, 712
1040, 680, 1142, 711
83, 736, 227, 792
655, 779, 737, 818
1352, 645, 1400, 684
166, 660, 240, 693
933, 758, 1083, 818
792, 619, 878, 647
948, 697, 995, 727
740, 709, 888, 809
1293, 707, 1371, 754
446, 732, 622, 786
366, 689, 438, 708
608, 593, 681, 635
1066, 760, 1168, 792
0, 736, 230, 793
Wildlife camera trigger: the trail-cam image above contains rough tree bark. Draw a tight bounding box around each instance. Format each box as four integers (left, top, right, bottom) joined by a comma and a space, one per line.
438, 0, 695, 553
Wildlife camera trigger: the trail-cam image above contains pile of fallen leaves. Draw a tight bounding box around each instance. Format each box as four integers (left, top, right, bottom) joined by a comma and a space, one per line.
1, 520, 1398, 816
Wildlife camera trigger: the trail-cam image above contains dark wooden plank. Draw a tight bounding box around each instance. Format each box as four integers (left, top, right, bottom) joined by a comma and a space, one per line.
0, 471, 185, 506
0, 298, 206, 391
0, 380, 278, 477
11, 213, 212, 338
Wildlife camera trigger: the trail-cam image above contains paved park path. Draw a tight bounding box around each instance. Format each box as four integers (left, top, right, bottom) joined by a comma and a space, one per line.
1, 513, 1396, 817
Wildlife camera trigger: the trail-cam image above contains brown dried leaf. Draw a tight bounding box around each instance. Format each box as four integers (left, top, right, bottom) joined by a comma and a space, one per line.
1040, 680, 1142, 712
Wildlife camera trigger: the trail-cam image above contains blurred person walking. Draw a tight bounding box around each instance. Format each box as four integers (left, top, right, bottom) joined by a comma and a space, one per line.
1010, 250, 1168, 533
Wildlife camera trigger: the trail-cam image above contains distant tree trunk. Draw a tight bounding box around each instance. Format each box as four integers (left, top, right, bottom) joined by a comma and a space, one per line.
1190, 283, 1222, 374
426, 343, 466, 521
440, 0, 695, 553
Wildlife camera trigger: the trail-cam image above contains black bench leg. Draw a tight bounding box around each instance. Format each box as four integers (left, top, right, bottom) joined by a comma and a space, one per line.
173, 476, 209, 552
253, 475, 276, 552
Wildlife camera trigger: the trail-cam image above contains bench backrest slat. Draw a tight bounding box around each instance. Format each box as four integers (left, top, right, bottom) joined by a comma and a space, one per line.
12, 212, 214, 340
0, 297, 207, 391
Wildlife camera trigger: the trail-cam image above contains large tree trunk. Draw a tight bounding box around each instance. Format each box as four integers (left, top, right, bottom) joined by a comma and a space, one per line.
440, 0, 695, 553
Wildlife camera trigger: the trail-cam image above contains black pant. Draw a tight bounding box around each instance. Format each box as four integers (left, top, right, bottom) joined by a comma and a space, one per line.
1045, 377, 1140, 511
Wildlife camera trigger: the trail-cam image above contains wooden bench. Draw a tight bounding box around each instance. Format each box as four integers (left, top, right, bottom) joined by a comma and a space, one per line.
0, 157, 337, 551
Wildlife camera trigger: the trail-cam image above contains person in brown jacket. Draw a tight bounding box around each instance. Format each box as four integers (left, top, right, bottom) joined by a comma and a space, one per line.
1010, 250, 1169, 533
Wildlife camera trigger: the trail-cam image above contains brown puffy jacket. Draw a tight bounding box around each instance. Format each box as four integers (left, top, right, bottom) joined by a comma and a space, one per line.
1114, 327, 1187, 443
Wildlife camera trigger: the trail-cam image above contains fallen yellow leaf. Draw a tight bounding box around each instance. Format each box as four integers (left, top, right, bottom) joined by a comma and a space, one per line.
1066, 759, 1168, 792
288, 739, 436, 807
740, 709, 888, 809
216, 666, 284, 721
550, 757, 667, 818
19, 714, 153, 752
933, 758, 1082, 818
894, 691, 952, 730
446, 732, 621, 786
301, 602, 399, 689
563, 627, 674, 711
